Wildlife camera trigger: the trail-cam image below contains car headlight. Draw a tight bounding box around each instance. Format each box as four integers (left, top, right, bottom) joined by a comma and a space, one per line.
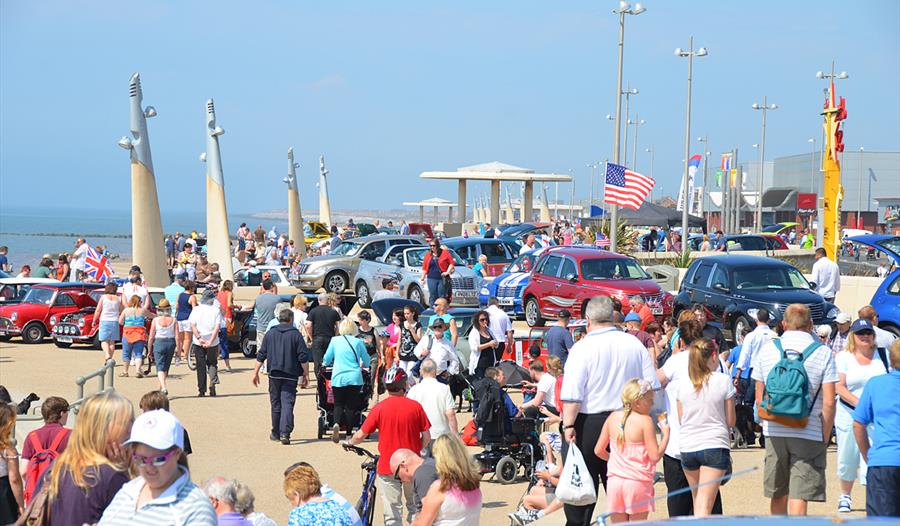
10, 312, 17, 322
479, 287, 489, 295
747, 308, 759, 318
827, 307, 840, 319
49, 315, 57, 326
78, 318, 85, 328
70, 326, 78, 335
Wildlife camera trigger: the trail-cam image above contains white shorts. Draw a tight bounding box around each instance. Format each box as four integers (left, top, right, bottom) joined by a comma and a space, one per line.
177, 320, 192, 333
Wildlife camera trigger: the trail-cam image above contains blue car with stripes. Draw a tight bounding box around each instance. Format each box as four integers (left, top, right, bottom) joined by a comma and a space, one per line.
478, 247, 550, 318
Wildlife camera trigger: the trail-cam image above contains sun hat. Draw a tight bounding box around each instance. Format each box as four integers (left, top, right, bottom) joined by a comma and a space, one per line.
125, 409, 184, 450
835, 312, 852, 325
157, 298, 171, 310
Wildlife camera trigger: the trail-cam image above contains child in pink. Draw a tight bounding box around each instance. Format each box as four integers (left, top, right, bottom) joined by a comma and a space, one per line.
595, 378, 670, 522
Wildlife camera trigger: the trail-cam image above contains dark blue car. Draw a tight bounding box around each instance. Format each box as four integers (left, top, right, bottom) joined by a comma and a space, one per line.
849, 234, 900, 337
478, 248, 549, 317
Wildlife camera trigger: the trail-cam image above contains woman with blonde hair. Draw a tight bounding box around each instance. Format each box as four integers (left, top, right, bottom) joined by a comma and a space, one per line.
0, 404, 23, 524
323, 317, 369, 442
291, 295, 311, 344
676, 339, 735, 516
283, 464, 351, 525
118, 294, 153, 378
43, 391, 134, 525
412, 434, 481, 526
148, 298, 178, 394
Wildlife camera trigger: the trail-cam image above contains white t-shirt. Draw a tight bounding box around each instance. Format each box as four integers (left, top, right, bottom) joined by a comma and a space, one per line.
122, 283, 148, 306
536, 372, 557, 409
677, 371, 736, 452
751, 331, 838, 441
661, 351, 690, 459
486, 305, 513, 343
834, 350, 887, 420
407, 377, 456, 438
188, 304, 223, 346
71, 243, 89, 270
414, 336, 459, 375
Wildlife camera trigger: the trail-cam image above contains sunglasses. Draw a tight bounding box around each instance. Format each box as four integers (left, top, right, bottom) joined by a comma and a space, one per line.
854, 330, 874, 336
479, 318, 489, 323
132, 448, 179, 468
393, 461, 404, 481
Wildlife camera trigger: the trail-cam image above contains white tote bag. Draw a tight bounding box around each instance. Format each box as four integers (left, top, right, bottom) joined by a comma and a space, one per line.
555, 442, 597, 506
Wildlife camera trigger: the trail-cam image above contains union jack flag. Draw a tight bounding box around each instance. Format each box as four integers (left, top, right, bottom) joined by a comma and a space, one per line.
84, 245, 114, 282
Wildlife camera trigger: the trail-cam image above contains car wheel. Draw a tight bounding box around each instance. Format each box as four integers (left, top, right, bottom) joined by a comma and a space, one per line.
495, 456, 518, 484
0, 335, 10, 342
408, 285, 426, 307
241, 337, 256, 358
54, 341, 72, 349
325, 272, 348, 293
525, 297, 545, 327
91, 334, 101, 350
880, 324, 900, 338
22, 323, 45, 344
731, 314, 752, 344
356, 281, 371, 309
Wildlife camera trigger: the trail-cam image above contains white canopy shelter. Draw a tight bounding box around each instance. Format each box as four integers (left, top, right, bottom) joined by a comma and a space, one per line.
402, 197, 458, 223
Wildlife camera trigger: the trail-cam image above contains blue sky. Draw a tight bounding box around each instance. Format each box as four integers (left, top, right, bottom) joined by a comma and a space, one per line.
1, 1, 898, 215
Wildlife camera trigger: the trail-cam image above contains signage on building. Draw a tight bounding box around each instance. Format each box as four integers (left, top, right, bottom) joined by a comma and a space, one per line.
798, 193, 817, 215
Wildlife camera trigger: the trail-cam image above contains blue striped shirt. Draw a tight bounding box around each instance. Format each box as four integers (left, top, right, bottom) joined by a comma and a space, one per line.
98, 467, 217, 526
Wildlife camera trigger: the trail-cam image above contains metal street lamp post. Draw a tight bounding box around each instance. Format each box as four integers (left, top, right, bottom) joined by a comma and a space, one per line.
676, 37, 707, 244
645, 147, 654, 202
697, 134, 710, 221
752, 96, 778, 231
630, 116, 646, 169
857, 147, 864, 229
609, 0, 645, 253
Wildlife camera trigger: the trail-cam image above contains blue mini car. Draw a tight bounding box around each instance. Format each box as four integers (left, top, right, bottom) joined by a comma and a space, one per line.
478, 247, 551, 317
849, 234, 900, 337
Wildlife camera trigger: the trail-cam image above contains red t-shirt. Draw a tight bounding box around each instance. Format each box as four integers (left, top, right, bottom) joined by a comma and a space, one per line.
21, 423, 70, 460
360, 396, 431, 475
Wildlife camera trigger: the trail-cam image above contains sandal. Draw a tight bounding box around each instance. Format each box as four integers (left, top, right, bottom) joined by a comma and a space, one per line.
118, 372, 129, 378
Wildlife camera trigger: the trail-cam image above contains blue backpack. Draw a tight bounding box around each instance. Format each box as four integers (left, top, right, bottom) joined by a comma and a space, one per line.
758, 339, 823, 428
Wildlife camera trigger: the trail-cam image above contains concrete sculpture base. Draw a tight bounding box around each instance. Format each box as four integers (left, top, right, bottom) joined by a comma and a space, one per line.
131, 162, 169, 287
206, 179, 234, 281
288, 188, 306, 258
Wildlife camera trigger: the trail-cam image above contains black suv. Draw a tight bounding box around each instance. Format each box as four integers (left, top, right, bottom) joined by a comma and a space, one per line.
674, 255, 839, 342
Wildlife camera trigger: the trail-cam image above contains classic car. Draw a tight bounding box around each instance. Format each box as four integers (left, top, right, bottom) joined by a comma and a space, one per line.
848, 234, 900, 336
354, 245, 479, 308
442, 237, 521, 278
673, 254, 839, 342
522, 246, 673, 327
304, 221, 332, 245
477, 247, 554, 317
232, 265, 303, 305
689, 234, 788, 252
0, 277, 60, 303
0, 283, 103, 343
50, 287, 166, 348
293, 235, 425, 294
498, 222, 555, 249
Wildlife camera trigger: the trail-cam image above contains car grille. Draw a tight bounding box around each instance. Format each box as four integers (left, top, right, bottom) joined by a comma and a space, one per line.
295, 264, 309, 274
497, 285, 520, 297
641, 293, 664, 307
0, 317, 12, 329
776, 303, 826, 321
451, 277, 475, 291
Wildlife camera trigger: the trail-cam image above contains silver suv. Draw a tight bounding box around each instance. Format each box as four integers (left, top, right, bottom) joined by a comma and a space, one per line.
293, 235, 425, 293
354, 245, 480, 308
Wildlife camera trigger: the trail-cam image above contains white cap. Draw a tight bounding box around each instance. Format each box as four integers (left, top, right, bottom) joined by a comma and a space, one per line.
835, 312, 852, 324
125, 410, 184, 450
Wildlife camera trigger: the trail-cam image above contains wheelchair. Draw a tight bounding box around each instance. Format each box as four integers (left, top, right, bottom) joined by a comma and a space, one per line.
473, 416, 544, 484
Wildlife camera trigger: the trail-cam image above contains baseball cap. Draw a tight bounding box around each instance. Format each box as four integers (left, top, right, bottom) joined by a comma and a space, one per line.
430, 319, 446, 329
125, 410, 184, 450
558, 309, 572, 319
835, 312, 852, 325
624, 312, 642, 323
849, 319, 875, 334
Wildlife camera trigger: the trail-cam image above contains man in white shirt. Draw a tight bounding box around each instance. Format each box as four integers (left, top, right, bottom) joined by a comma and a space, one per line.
189, 290, 224, 397
559, 296, 658, 525
414, 320, 459, 377
519, 234, 537, 256
70, 238, 89, 281
121, 271, 150, 309
750, 303, 837, 516
810, 248, 840, 303
734, 308, 777, 382
372, 278, 402, 303
407, 358, 458, 439
857, 305, 897, 350
486, 297, 514, 364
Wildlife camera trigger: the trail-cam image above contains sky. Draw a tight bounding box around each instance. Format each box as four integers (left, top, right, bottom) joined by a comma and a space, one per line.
1, 0, 898, 215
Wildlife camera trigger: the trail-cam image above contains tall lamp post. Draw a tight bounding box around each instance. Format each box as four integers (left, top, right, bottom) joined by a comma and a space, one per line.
857, 147, 864, 229
676, 37, 707, 243
697, 134, 710, 219
608, 1, 645, 252
752, 97, 778, 231
645, 147, 654, 202
629, 116, 647, 169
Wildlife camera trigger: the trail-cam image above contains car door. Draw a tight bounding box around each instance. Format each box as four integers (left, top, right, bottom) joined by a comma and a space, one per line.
479, 242, 512, 277
51, 291, 81, 323
705, 263, 731, 324
367, 245, 405, 296
686, 260, 715, 306
554, 256, 581, 314
535, 254, 566, 317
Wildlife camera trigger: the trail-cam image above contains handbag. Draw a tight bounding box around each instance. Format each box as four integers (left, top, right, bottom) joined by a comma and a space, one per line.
15, 480, 51, 526
556, 442, 596, 506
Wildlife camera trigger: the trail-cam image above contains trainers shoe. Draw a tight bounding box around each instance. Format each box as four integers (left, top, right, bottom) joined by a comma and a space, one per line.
269, 433, 280, 442
210, 387, 217, 397
280, 435, 291, 445
507, 512, 526, 526
331, 423, 341, 444
838, 494, 851, 513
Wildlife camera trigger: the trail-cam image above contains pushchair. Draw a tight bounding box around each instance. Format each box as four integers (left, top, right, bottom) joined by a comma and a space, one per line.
315, 366, 372, 440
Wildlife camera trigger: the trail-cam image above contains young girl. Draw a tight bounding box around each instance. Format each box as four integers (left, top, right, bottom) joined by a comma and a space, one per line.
676, 339, 735, 517
595, 379, 670, 523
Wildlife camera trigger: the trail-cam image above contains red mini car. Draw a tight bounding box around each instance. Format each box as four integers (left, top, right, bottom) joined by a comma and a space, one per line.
51, 288, 166, 349
521, 247, 673, 327
0, 283, 103, 344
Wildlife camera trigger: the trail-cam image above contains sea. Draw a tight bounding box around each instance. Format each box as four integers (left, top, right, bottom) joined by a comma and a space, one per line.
0, 206, 290, 269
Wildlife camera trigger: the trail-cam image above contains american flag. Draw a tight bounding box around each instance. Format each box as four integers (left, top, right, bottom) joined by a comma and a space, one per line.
594, 233, 610, 248
84, 245, 114, 282
603, 163, 655, 210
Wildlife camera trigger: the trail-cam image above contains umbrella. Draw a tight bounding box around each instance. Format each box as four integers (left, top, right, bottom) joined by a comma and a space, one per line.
497, 360, 531, 386
617, 201, 705, 229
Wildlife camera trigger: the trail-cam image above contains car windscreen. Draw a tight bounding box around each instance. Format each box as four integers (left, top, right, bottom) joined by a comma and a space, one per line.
733, 267, 810, 290
405, 248, 465, 267
580, 258, 649, 280
331, 241, 362, 256
23, 287, 55, 305
507, 253, 536, 273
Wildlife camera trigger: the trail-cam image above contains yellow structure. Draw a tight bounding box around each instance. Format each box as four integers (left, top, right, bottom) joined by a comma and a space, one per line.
821, 77, 847, 262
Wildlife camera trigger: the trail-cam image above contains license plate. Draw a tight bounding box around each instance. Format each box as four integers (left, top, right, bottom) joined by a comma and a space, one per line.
56, 336, 73, 343
500, 298, 514, 306
651, 307, 663, 315
455, 291, 475, 297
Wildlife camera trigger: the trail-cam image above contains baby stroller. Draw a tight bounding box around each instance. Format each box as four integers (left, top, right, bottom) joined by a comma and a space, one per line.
316, 366, 372, 440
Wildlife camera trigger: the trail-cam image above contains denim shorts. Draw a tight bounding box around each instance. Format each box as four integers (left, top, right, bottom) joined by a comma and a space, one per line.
98, 320, 119, 342
122, 339, 145, 362
681, 447, 731, 471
